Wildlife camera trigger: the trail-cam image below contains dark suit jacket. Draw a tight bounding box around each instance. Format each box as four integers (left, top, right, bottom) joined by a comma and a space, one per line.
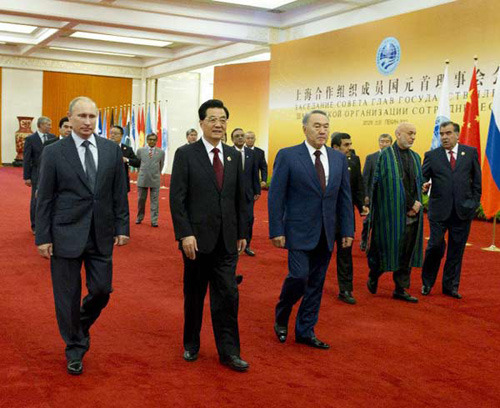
120, 143, 141, 192
35, 135, 130, 258
347, 154, 365, 213
23, 132, 57, 181
252, 146, 268, 184
169, 138, 248, 254
362, 150, 380, 200
422, 144, 482, 222
233, 146, 261, 202
268, 142, 354, 251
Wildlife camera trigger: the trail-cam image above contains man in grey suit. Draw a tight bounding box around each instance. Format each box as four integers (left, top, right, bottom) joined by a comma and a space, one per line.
36, 96, 129, 375
23, 116, 57, 233
136, 133, 165, 227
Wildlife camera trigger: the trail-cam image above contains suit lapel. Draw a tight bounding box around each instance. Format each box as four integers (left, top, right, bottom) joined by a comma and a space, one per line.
325, 148, 337, 193
62, 136, 93, 192
193, 139, 219, 191
437, 147, 452, 171
222, 144, 235, 191
95, 136, 109, 192
298, 142, 322, 192
454, 145, 466, 171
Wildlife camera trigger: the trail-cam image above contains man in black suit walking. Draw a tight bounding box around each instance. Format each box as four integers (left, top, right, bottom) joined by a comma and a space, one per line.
232, 128, 261, 256
245, 131, 268, 188
23, 116, 57, 233
109, 125, 141, 192
169, 99, 249, 372
360, 133, 392, 250
331, 133, 368, 304
421, 121, 481, 299
36, 96, 130, 375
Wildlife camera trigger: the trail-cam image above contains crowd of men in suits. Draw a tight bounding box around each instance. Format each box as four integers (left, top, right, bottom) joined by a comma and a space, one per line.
24, 98, 481, 376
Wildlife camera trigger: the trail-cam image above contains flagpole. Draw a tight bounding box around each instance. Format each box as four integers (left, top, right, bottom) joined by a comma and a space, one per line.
482, 216, 500, 252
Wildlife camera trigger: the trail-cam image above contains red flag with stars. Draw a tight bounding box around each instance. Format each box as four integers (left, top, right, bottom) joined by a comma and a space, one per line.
459, 65, 481, 164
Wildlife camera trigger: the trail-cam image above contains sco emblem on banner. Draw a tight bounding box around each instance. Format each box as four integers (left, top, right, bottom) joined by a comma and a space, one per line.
376, 37, 401, 75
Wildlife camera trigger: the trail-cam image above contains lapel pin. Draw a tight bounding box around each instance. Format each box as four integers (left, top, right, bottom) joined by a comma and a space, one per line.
227, 156, 232, 161
461, 152, 465, 156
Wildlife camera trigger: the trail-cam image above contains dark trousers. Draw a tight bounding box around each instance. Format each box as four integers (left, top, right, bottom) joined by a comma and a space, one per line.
29, 177, 38, 231
335, 232, 353, 292
422, 209, 472, 292
368, 220, 419, 291
50, 229, 113, 361
275, 231, 332, 339
361, 217, 369, 249
182, 235, 240, 357
246, 199, 255, 247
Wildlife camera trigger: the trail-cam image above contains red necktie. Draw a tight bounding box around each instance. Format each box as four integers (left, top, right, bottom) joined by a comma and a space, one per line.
149, 148, 153, 159
212, 147, 223, 190
449, 150, 456, 170
314, 150, 326, 192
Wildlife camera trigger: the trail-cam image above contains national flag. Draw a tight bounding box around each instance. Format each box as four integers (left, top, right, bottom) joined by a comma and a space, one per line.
139, 105, 145, 148
156, 102, 162, 148
480, 67, 500, 219
146, 103, 152, 136
110, 107, 115, 127
96, 109, 102, 136
161, 101, 168, 174
130, 105, 137, 151
102, 108, 107, 138
118, 106, 122, 130
432, 63, 450, 149
122, 105, 127, 128
460, 64, 481, 164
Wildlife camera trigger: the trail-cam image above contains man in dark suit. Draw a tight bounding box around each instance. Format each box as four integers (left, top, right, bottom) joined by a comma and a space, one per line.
360, 133, 392, 250
232, 128, 261, 256
169, 99, 249, 372
421, 121, 482, 299
43, 116, 72, 147
23, 116, 57, 233
269, 110, 354, 349
245, 131, 268, 188
110, 125, 141, 192
331, 132, 369, 305
35, 96, 130, 375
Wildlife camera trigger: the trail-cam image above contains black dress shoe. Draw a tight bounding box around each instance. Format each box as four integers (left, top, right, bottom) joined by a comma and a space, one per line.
443, 290, 462, 299
244, 248, 255, 257
135, 219, 142, 224
151, 223, 158, 227
274, 323, 287, 343
67, 359, 83, 375
295, 336, 330, 349
338, 291, 356, 305
367, 277, 378, 294
220, 355, 249, 372
393, 290, 418, 303
421, 285, 431, 296
235, 275, 243, 285
183, 350, 198, 362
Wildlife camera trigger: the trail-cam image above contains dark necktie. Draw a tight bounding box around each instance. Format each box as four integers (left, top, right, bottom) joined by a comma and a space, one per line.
449, 150, 456, 170
82, 140, 97, 192
212, 147, 223, 190
314, 150, 326, 192
42, 134, 47, 144
149, 148, 153, 159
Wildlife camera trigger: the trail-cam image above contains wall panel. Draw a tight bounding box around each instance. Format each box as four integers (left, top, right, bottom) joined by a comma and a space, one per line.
42, 72, 132, 129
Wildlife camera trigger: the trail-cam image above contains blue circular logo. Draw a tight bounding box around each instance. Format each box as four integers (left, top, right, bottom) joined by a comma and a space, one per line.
376, 37, 401, 75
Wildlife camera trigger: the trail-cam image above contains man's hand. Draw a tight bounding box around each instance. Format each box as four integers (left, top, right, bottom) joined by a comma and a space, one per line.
412, 200, 422, 213
260, 181, 267, 188
271, 236, 286, 248
361, 206, 370, 216
364, 196, 370, 206
24, 179, 32, 187
254, 194, 260, 201
38, 243, 53, 259
342, 237, 353, 248
114, 235, 130, 246
237, 239, 247, 254
122, 157, 129, 163
422, 182, 431, 193
182, 235, 198, 260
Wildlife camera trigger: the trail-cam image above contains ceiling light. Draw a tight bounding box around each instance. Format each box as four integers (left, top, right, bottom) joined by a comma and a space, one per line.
71, 32, 172, 47
50, 47, 136, 58
213, 0, 295, 9
0, 22, 37, 34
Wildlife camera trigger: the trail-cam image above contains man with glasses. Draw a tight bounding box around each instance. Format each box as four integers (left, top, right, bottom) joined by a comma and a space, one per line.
170, 99, 249, 372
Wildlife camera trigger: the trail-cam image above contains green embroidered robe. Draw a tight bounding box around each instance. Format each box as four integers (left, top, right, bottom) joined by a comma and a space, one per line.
368, 145, 424, 271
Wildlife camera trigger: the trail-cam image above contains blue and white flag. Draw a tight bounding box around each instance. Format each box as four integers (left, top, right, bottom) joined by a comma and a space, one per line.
432, 64, 451, 149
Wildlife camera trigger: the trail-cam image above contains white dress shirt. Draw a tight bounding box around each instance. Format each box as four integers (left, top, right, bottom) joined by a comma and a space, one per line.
304, 141, 329, 186
446, 143, 459, 162
202, 136, 224, 167
37, 130, 47, 143
72, 132, 98, 172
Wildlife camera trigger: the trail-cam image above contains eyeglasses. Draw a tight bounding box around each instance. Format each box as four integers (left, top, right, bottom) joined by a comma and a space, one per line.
205, 116, 227, 125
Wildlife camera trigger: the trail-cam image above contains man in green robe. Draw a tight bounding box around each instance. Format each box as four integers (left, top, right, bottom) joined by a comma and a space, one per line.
366, 122, 424, 303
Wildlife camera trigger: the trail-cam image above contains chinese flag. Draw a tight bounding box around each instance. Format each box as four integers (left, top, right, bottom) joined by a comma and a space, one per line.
459, 66, 481, 164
